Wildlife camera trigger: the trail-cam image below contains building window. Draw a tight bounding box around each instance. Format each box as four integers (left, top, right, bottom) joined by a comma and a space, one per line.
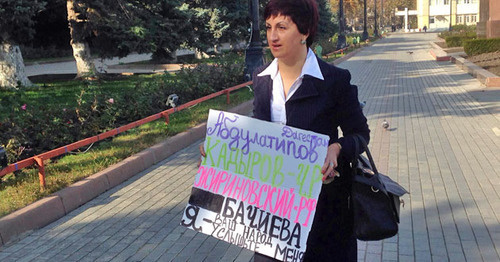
463, 0, 472, 3
457, 15, 463, 24
444, 0, 450, 4
466, 15, 470, 23
471, 15, 477, 22
429, 16, 435, 24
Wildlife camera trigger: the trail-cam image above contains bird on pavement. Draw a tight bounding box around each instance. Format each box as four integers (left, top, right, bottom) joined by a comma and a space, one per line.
359, 101, 366, 109
382, 119, 390, 130
407, 51, 413, 54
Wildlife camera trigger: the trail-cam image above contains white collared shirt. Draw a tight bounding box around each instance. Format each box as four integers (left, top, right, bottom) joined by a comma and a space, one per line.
257, 48, 324, 125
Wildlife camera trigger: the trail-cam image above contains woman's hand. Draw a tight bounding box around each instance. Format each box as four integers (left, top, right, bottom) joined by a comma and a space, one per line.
197, 143, 206, 167
321, 142, 342, 184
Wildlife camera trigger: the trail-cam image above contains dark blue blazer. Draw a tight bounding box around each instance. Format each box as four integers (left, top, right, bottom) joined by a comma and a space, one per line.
252, 58, 370, 161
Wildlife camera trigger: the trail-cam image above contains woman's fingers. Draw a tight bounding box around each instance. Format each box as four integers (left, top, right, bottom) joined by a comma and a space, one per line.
321, 141, 340, 182
321, 159, 339, 182
198, 143, 206, 167
321, 158, 337, 174
199, 143, 206, 157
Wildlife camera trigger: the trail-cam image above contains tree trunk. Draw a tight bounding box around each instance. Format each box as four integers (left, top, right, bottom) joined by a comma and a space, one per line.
70, 41, 96, 78
66, 0, 97, 78
0, 43, 31, 89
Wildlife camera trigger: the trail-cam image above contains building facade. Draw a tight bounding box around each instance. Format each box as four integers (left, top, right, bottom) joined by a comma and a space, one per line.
417, 0, 479, 30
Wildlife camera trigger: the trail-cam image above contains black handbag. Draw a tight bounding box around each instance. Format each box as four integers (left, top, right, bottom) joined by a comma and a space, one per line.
350, 135, 409, 241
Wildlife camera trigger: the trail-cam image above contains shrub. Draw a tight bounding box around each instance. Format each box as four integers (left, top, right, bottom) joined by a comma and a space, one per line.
452, 24, 476, 33
346, 34, 361, 46
0, 53, 246, 164
313, 34, 338, 55
439, 25, 476, 39
464, 38, 500, 56
445, 35, 476, 47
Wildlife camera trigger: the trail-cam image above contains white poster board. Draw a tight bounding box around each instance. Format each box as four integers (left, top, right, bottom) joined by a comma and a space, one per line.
181, 109, 328, 261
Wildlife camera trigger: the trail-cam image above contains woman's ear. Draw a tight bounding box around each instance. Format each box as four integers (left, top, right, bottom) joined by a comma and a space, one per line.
303, 33, 310, 43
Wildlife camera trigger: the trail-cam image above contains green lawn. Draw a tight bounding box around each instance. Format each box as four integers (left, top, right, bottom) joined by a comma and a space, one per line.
0, 84, 253, 218
0, 74, 164, 114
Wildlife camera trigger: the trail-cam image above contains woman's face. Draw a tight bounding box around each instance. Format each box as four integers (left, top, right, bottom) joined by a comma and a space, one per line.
266, 15, 308, 60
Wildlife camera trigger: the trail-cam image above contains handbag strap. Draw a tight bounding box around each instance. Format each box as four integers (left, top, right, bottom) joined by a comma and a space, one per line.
352, 134, 379, 175
352, 135, 402, 222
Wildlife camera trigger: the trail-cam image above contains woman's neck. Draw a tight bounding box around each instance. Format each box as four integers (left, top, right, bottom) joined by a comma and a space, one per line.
277, 46, 308, 98
278, 47, 308, 78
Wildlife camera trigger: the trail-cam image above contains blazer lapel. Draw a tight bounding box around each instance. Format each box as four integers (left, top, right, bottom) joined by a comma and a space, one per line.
287, 76, 319, 103
288, 58, 337, 104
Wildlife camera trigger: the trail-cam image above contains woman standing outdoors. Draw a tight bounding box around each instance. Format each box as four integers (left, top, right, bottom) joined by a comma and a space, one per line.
252, 0, 370, 261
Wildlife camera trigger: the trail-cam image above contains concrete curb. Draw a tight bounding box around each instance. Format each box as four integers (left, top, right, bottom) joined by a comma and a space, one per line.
450, 55, 500, 87
429, 41, 500, 87
429, 41, 451, 61
0, 100, 254, 247
0, 196, 65, 245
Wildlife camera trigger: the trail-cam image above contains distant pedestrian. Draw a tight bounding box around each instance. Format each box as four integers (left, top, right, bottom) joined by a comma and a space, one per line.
423, 25, 427, 33
356, 36, 361, 46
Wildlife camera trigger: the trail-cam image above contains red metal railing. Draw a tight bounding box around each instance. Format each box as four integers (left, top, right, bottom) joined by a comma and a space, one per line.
324, 46, 351, 59
0, 81, 253, 188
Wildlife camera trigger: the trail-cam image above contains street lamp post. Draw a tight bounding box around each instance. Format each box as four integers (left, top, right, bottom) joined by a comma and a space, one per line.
245, 0, 264, 80
0, 146, 7, 169
362, 0, 368, 40
337, 0, 347, 49
381, 0, 384, 30
374, 0, 379, 36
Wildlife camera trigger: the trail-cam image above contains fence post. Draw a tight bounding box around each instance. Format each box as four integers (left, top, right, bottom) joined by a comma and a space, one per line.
161, 112, 170, 125
225, 90, 230, 104
34, 156, 46, 189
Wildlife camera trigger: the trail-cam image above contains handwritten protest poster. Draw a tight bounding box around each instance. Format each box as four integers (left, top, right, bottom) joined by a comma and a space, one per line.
180, 109, 329, 261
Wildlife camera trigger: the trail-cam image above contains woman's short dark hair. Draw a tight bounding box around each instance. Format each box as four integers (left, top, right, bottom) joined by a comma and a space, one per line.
264, 0, 319, 47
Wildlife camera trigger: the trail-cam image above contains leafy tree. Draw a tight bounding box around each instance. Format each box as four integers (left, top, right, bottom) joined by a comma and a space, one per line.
330, 0, 363, 31
186, 0, 250, 53
116, 0, 193, 62
212, 1, 250, 47
66, 0, 98, 78
0, 0, 46, 89
69, 0, 251, 65
383, 0, 415, 27
330, 0, 415, 31
317, 0, 337, 41
64, 0, 194, 74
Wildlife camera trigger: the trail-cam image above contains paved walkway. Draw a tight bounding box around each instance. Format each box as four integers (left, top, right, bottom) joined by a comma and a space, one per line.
25, 54, 153, 77
1, 32, 499, 261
